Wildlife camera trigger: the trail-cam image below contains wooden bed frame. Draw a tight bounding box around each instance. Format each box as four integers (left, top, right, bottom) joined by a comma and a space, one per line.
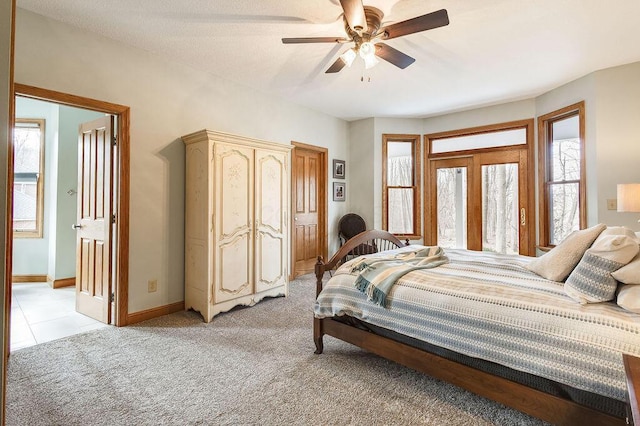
313, 229, 627, 426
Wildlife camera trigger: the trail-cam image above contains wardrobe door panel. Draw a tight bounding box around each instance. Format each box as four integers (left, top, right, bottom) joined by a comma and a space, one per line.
214, 142, 254, 302
255, 149, 288, 292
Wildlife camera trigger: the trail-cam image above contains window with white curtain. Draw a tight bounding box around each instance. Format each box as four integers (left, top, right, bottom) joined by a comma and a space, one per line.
382, 134, 421, 239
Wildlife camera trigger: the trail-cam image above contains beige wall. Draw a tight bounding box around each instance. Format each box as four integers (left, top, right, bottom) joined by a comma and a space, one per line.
14, 9, 349, 313
423, 99, 537, 134
346, 118, 375, 235
592, 62, 640, 228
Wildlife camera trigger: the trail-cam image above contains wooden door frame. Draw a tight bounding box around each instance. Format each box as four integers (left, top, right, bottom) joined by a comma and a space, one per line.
3, 2, 16, 422
11, 83, 130, 326
290, 141, 328, 278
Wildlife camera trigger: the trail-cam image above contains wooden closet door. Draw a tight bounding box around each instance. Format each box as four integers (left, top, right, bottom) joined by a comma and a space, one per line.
254, 149, 288, 293
213, 142, 254, 303
292, 148, 321, 277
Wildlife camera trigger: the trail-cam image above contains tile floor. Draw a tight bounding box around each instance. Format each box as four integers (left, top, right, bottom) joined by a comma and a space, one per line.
10, 283, 109, 352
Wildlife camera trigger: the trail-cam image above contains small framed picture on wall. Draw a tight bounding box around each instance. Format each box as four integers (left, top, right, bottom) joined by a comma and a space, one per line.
333, 182, 346, 202
333, 159, 345, 179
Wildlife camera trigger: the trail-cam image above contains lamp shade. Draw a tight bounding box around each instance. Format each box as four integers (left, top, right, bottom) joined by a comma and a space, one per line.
618, 183, 640, 212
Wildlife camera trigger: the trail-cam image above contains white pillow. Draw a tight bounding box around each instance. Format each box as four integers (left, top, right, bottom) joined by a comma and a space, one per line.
564, 235, 639, 304
617, 284, 640, 313
600, 226, 639, 241
525, 223, 606, 282
612, 252, 640, 284
605, 227, 640, 284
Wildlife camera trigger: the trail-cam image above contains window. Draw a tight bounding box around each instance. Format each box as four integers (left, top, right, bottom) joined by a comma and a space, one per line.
13, 119, 45, 238
537, 102, 585, 247
382, 134, 421, 239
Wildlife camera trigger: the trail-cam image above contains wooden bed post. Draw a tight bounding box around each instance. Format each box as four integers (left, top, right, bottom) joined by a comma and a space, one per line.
312, 231, 405, 355
314, 255, 325, 354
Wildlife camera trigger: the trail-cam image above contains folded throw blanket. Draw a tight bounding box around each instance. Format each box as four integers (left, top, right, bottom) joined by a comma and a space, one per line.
351, 246, 448, 308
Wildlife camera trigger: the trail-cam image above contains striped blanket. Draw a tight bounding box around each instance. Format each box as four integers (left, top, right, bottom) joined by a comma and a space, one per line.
349, 246, 448, 308
315, 246, 640, 402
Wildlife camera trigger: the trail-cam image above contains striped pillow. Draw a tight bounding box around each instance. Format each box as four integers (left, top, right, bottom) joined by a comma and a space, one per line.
565, 235, 639, 304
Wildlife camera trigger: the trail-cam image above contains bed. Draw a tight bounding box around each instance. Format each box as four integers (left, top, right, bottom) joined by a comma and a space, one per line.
313, 229, 640, 426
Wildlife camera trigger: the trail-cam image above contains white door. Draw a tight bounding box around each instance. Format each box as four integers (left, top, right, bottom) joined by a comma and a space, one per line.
255, 149, 288, 293
213, 142, 254, 303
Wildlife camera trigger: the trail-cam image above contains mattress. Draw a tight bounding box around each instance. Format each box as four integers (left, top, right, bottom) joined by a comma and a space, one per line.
314, 246, 640, 402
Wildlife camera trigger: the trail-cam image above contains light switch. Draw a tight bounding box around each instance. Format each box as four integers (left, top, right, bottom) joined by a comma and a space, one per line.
607, 199, 617, 210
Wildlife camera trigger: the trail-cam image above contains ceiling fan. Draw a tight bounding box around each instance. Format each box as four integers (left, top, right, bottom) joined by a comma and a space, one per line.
281, 0, 449, 73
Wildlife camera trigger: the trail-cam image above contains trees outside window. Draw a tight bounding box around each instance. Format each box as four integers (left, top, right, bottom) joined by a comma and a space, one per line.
382, 134, 421, 239
13, 119, 45, 238
537, 102, 585, 247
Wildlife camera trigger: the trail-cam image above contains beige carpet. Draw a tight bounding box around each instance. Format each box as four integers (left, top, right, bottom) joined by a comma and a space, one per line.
6, 274, 547, 425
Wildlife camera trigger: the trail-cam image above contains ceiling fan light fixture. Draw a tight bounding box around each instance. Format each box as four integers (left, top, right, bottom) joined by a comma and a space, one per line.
363, 53, 379, 70
340, 48, 357, 67
358, 41, 376, 59
358, 41, 378, 69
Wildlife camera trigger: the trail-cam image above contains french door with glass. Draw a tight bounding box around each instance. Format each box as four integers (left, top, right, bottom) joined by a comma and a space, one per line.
425, 121, 534, 256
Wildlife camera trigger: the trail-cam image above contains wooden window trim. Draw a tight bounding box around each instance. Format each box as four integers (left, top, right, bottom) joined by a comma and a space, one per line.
537, 101, 586, 249
426, 119, 532, 159
13, 118, 45, 238
382, 134, 421, 240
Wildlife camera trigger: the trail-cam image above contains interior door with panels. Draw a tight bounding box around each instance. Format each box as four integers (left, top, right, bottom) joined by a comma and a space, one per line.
75, 115, 113, 323
292, 148, 320, 277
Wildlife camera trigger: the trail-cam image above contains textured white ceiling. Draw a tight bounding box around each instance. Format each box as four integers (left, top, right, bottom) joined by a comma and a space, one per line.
16, 0, 640, 121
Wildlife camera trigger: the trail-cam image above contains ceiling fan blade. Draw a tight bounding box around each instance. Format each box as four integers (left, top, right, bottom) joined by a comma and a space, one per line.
381, 9, 449, 40
282, 37, 349, 44
375, 43, 415, 69
325, 58, 347, 73
340, 0, 368, 33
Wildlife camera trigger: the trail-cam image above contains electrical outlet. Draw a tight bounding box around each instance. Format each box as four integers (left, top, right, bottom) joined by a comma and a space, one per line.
607, 199, 617, 211
148, 279, 158, 293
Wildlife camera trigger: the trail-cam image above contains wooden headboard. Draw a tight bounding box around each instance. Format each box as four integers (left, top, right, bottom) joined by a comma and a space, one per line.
314, 229, 407, 297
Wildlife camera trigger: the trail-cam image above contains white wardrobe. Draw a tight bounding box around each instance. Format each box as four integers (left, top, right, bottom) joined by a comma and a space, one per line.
182, 130, 292, 322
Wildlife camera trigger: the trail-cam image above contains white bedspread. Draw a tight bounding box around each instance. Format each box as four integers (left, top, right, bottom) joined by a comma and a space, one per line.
314, 246, 640, 401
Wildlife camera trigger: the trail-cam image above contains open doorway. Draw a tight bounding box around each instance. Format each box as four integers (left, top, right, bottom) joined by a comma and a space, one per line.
11, 97, 110, 350
9, 84, 130, 352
